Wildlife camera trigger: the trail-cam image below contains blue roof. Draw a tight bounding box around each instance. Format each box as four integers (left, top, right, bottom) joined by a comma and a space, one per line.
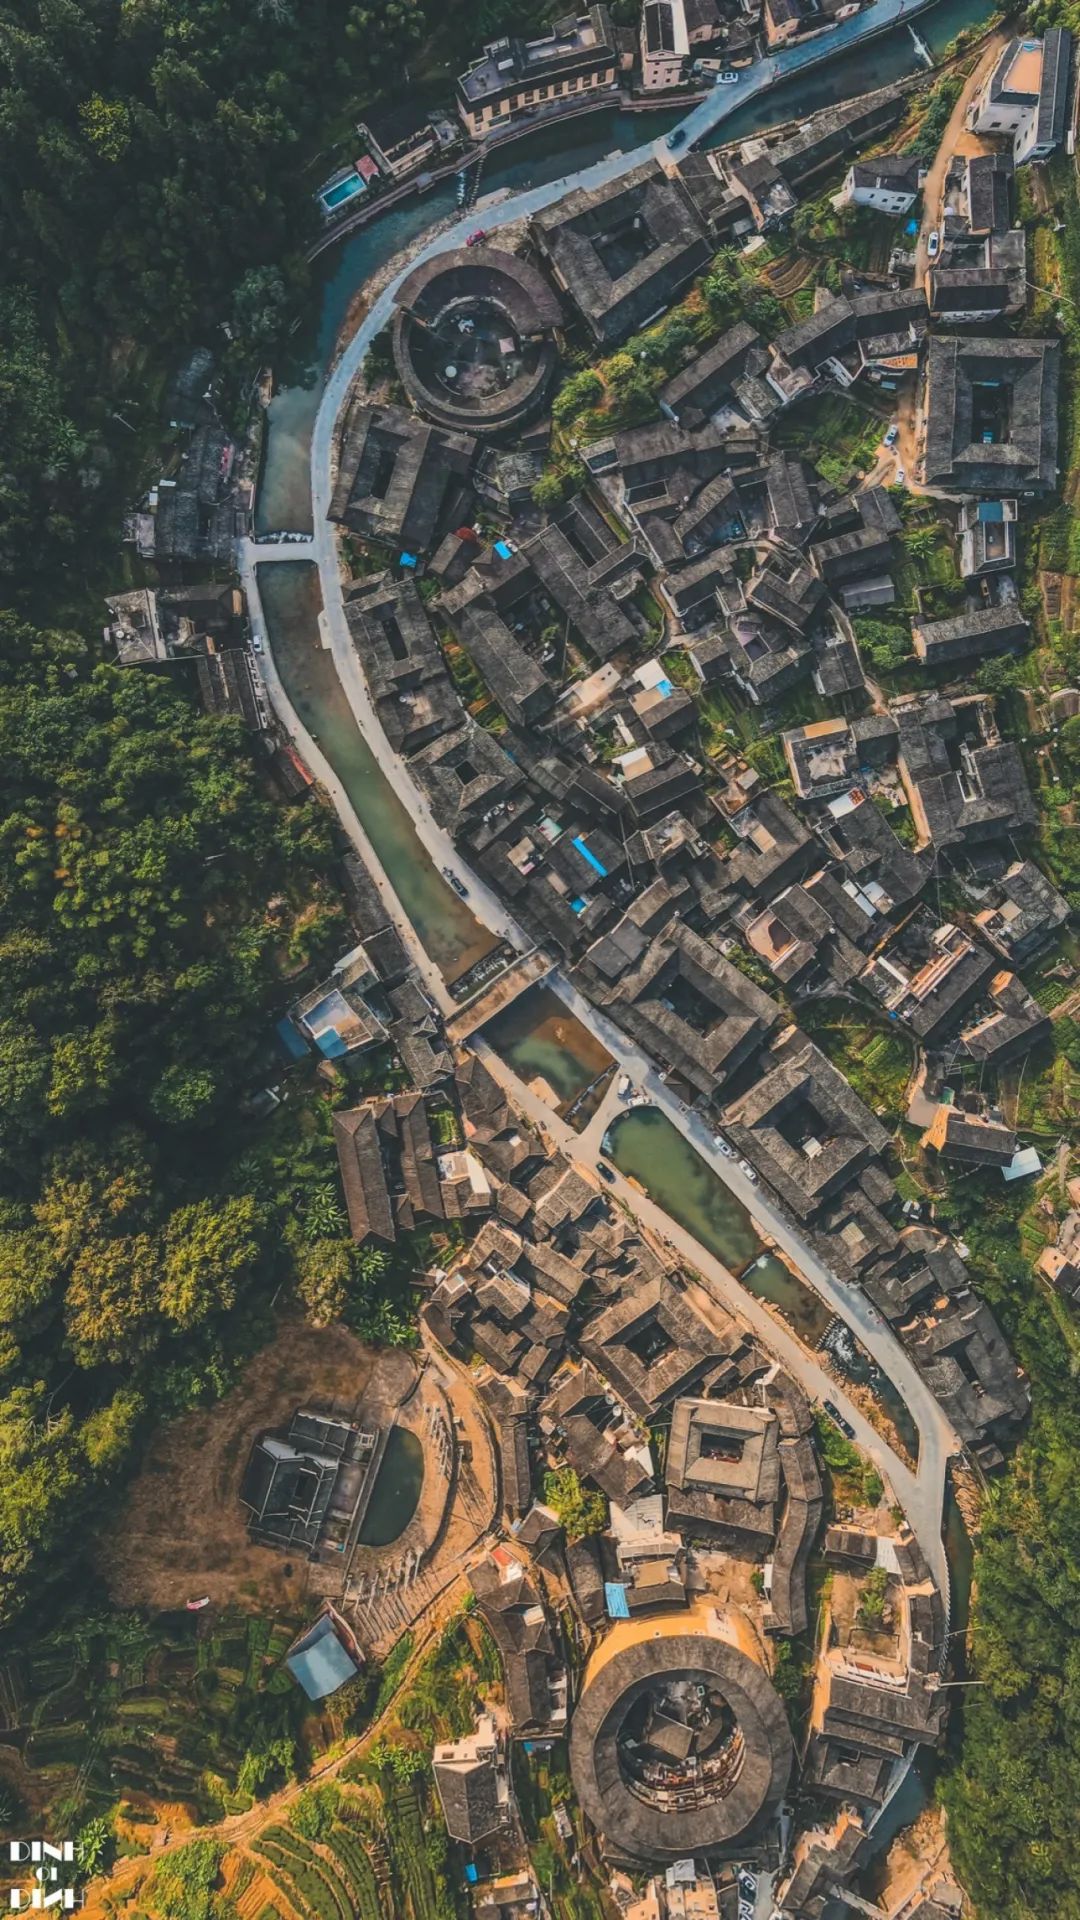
286, 1615, 359, 1700
572, 835, 609, 879
604, 1582, 630, 1619
275, 1017, 310, 1062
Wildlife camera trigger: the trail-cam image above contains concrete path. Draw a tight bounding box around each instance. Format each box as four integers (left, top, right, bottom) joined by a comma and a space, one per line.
243, 0, 964, 1598
239, 545, 456, 1015
474, 1034, 949, 1598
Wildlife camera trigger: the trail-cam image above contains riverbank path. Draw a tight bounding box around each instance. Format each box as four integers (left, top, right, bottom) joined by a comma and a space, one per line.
246, 0, 962, 1593
474, 1032, 949, 1597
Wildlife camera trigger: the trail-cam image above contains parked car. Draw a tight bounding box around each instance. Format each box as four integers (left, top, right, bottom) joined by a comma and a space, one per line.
823, 1398, 856, 1440
883, 422, 899, 449
738, 1875, 758, 1904
715, 1137, 735, 1159
714, 69, 739, 84
926, 228, 940, 259
466, 227, 488, 247
598, 1162, 616, 1184
442, 865, 468, 898
666, 128, 687, 149
738, 1159, 758, 1183
894, 464, 906, 485
251, 633, 263, 653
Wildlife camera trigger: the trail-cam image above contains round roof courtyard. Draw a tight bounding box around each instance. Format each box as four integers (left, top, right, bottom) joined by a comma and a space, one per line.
568, 1621, 792, 1864
392, 246, 564, 438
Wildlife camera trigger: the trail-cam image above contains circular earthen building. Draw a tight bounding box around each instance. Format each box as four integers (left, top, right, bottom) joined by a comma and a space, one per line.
568, 1618, 792, 1865
392, 246, 564, 438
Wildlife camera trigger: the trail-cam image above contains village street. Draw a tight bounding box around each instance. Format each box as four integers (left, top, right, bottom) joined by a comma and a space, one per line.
242, 0, 974, 1619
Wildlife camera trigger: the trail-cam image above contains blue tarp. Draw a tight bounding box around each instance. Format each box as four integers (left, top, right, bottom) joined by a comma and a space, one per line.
572, 834, 609, 878
465, 1867, 479, 1885
286, 1615, 359, 1700
494, 539, 514, 559
605, 1582, 630, 1619
400, 551, 418, 568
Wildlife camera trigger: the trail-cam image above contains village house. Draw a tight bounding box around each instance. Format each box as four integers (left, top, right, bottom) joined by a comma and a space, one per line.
532, 161, 711, 346
966, 29, 1071, 165
457, 8, 618, 139
836, 152, 925, 213
921, 335, 1061, 495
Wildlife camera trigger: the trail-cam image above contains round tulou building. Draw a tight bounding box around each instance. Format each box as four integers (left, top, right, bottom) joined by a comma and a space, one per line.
392, 246, 564, 438
568, 1610, 793, 1867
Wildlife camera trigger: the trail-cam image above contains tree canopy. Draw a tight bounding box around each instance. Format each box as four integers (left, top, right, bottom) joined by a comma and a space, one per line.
0, 613, 347, 1622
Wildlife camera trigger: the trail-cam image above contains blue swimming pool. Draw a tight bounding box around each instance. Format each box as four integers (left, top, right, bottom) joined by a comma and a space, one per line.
321, 173, 365, 213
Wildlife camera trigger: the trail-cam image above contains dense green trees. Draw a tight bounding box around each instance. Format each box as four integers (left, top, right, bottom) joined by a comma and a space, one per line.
0, 0, 450, 597
543, 1467, 606, 1541
0, 613, 347, 1621
937, 1181, 1080, 1918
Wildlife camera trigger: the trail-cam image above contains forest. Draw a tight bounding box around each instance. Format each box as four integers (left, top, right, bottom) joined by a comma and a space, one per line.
937, 1175, 1080, 1920
0, 0, 546, 1627
0, 0, 554, 607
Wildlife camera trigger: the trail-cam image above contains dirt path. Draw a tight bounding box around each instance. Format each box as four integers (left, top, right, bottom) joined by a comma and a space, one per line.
912, 33, 1007, 286
898, 29, 1010, 487
81, 1569, 474, 1918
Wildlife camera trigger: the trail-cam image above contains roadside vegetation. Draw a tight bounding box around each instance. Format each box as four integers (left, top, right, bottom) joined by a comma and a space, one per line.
929, 77, 1080, 1909
0, 1, 521, 1640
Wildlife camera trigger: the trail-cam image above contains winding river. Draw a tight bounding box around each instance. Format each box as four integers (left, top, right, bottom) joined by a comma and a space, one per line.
258, 0, 995, 540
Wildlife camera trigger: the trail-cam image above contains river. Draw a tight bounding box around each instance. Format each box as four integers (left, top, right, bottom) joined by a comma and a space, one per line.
257, 0, 994, 538
257, 560, 496, 978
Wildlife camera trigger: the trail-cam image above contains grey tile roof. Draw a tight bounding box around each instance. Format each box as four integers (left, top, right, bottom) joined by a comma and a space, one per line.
923, 335, 1060, 493
532, 161, 710, 346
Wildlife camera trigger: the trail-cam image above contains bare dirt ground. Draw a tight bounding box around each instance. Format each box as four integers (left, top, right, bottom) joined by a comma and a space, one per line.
99, 1319, 381, 1614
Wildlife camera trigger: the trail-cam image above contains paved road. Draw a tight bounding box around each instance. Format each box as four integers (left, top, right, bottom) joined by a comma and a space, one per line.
474, 1034, 949, 1596
244, 0, 962, 1594
547, 968, 955, 1583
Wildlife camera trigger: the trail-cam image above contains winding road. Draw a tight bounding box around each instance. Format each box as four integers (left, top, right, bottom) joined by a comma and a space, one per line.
242, 0, 960, 1597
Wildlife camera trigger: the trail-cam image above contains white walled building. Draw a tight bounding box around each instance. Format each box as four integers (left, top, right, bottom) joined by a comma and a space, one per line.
836, 153, 925, 214
966, 30, 1072, 165
640, 0, 690, 89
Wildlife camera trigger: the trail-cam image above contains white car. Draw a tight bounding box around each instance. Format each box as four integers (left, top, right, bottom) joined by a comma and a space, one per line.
883, 423, 899, 449
895, 465, 906, 485
739, 1159, 758, 1183
926, 229, 940, 259
251, 633, 263, 653
714, 69, 740, 83
716, 1139, 735, 1159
